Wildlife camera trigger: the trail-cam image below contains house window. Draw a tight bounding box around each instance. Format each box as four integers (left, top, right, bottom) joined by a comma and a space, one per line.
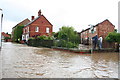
46, 27, 50, 33
28, 27, 29, 32
23, 29, 25, 33
35, 26, 39, 32
25, 29, 27, 33
22, 35, 25, 40
89, 30, 91, 33
94, 27, 96, 31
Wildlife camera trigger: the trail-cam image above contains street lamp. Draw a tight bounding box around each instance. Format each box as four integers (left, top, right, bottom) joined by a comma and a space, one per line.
88, 24, 94, 53
0, 8, 3, 50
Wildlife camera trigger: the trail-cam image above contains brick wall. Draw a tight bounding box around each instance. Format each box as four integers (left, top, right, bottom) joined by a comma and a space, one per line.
23, 14, 53, 39
97, 20, 114, 38
29, 15, 52, 37
80, 19, 115, 48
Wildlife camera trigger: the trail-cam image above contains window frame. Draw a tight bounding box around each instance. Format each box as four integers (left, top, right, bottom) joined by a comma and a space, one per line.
35, 26, 39, 32
46, 27, 50, 33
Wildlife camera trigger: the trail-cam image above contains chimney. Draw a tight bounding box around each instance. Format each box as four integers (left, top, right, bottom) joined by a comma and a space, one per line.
31, 16, 35, 20
38, 9, 41, 16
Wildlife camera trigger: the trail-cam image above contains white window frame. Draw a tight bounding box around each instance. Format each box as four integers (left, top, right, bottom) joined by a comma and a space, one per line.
35, 26, 39, 32
22, 35, 24, 40
94, 27, 96, 32
28, 27, 29, 32
89, 30, 91, 33
46, 27, 50, 33
24, 29, 25, 33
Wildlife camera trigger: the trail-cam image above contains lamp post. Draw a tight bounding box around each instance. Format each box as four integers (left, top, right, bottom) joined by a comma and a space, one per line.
88, 24, 94, 53
0, 8, 3, 50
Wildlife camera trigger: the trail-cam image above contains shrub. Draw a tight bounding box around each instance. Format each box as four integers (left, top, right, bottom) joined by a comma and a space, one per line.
28, 37, 35, 40
37, 35, 47, 40
37, 35, 54, 40
105, 32, 120, 43
13, 25, 24, 42
4, 37, 11, 39
28, 39, 54, 48
54, 40, 78, 48
54, 26, 80, 48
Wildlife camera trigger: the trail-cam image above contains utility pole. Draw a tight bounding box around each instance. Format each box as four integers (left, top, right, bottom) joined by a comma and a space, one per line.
88, 24, 94, 53
0, 8, 3, 50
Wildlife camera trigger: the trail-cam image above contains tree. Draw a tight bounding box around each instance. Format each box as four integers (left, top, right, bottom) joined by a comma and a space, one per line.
105, 32, 120, 51
55, 26, 80, 48
58, 26, 80, 43
105, 32, 120, 43
13, 25, 24, 42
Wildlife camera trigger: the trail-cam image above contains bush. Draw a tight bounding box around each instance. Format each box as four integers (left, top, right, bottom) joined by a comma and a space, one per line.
13, 25, 24, 42
53, 26, 80, 48
37, 35, 47, 40
105, 32, 120, 43
4, 37, 11, 39
28, 39, 54, 48
28, 37, 35, 40
37, 35, 54, 40
67, 41, 78, 48
105, 32, 120, 52
54, 40, 78, 48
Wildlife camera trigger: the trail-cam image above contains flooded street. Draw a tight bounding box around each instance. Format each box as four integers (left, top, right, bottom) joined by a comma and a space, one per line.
1, 42, 119, 78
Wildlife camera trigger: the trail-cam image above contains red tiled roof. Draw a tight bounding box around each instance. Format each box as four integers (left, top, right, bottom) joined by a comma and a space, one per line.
80, 19, 115, 33
12, 18, 30, 29
2, 32, 10, 37
24, 15, 53, 27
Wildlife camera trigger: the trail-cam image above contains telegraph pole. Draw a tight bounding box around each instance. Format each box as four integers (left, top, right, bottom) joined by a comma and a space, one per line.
88, 24, 94, 53
0, 8, 3, 50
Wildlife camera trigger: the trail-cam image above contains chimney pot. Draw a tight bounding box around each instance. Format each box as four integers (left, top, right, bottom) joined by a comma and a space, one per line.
38, 10, 41, 16
31, 16, 35, 20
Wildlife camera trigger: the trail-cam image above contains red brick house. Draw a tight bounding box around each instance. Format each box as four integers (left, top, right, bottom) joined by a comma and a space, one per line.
12, 18, 30, 41
2, 32, 11, 42
80, 19, 115, 48
22, 10, 53, 41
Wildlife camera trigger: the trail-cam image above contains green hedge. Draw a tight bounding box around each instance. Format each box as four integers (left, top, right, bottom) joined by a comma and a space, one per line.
28, 39, 54, 48
54, 40, 78, 48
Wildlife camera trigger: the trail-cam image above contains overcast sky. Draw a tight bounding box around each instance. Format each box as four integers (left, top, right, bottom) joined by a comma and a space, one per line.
0, 0, 119, 34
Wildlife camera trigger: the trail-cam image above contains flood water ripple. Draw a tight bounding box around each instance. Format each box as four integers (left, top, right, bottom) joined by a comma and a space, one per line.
1, 42, 119, 78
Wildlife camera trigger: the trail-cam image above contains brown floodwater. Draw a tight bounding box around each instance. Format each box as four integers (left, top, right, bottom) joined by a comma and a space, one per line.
1, 42, 119, 78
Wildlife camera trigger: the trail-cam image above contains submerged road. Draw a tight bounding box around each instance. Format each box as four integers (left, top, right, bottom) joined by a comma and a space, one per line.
1, 42, 118, 78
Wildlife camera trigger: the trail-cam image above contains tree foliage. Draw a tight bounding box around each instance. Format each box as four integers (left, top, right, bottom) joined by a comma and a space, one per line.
54, 26, 80, 48
105, 32, 120, 43
57, 26, 80, 43
4, 37, 11, 40
37, 35, 54, 40
13, 25, 24, 42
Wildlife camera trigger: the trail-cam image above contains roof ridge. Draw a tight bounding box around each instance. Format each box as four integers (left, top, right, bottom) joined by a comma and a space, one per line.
24, 16, 40, 27
24, 15, 53, 27
42, 15, 53, 26
12, 18, 30, 29
81, 19, 115, 33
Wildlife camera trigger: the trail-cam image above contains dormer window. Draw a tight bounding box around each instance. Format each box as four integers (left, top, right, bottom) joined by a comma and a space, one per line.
35, 26, 39, 32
